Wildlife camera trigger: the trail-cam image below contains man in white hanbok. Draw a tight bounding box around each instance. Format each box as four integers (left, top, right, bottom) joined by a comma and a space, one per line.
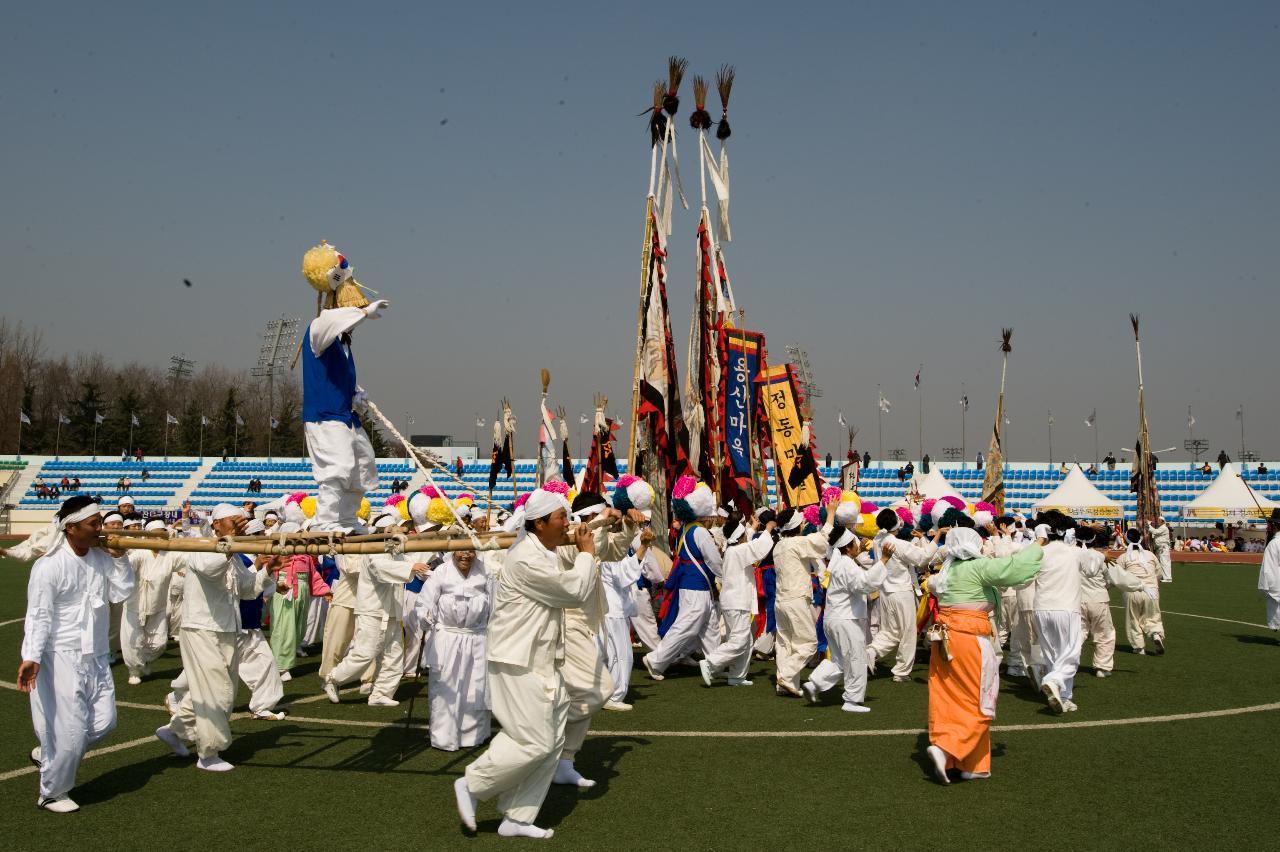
1077, 525, 1143, 677
454, 488, 599, 840
121, 519, 176, 685
700, 512, 776, 687
804, 528, 887, 712
1260, 519, 1280, 630
770, 503, 836, 696
1033, 513, 1103, 713
866, 509, 936, 683
154, 504, 272, 772
601, 527, 657, 709
418, 549, 494, 750
1119, 528, 1166, 655
325, 511, 426, 706
19, 498, 135, 813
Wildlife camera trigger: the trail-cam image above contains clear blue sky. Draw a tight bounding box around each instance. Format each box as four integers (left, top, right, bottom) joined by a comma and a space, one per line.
4, 1, 1277, 461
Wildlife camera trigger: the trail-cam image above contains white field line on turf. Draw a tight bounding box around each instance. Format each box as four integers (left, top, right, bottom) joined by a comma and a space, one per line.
1108, 605, 1268, 629
0, 734, 159, 782
0, 617, 24, 628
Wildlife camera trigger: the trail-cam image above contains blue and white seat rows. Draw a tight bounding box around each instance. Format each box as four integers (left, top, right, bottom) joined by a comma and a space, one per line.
10, 457, 1279, 522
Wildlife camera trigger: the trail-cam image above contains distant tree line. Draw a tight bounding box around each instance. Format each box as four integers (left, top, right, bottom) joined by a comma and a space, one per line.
0, 318, 389, 458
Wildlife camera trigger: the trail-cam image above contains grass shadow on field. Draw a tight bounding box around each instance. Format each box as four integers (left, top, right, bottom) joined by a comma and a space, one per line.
539, 735, 650, 828
1234, 633, 1280, 646
73, 751, 192, 806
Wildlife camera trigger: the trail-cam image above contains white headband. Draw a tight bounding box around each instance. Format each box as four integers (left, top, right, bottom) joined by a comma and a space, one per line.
211, 503, 246, 521
123, 517, 143, 528
832, 528, 856, 550
781, 512, 804, 532
60, 503, 101, 529
102, 512, 124, 525
144, 519, 166, 532
724, 522, 747, 545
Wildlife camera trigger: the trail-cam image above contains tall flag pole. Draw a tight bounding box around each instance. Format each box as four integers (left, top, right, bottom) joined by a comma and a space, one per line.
631, 63, 693, 542
981, 328, 1012, 513
537, 369, 554, 487
557, 406, 575, 485
1129, 314, 1161, 535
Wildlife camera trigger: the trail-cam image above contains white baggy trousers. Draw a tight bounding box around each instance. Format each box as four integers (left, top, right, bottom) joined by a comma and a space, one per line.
305, 420, 379, 529
30, 650, 116, 799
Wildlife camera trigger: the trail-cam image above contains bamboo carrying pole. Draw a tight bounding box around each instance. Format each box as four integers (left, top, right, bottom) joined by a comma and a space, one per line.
102, 533, 515, 556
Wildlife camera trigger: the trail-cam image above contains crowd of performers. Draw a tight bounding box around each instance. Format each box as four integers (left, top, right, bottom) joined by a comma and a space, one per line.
13, 478, 1280, 826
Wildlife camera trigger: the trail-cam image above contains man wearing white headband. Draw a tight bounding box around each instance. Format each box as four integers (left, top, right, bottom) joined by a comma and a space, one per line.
1119, 528, 1166, 656
601, 523, 660, 709
1077, 526, 1143, 678
868, 509, 939, 684
1032, 513, 1104, 714
1148, 516, 1173, 583
120, 520, 177, 685
154, 504, 272, 772
770, 498, 838, 697
455, 487, 599, 840
700, 511, 776, 688
19, 497, 136, 812
804, 527, 887, 711
552, 491, 643, 788
324, 511, 429, 706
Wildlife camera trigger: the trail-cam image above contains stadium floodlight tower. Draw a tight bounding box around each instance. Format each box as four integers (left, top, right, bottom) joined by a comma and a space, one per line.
784, 343, 822, 421
252, 315, 300, 459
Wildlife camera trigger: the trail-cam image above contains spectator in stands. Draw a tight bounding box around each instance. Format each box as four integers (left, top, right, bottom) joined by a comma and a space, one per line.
1259, 462, 1269, 475
1087, 463, 1099, 475
863, 451, 871, 469
1058, 462, 1068, 475
922, 453, 931, 474
975, 451, 984, 471
1200, 462, 1213, 475
60, 476, 71, 490
904, 461, 915, 478
825, 452, 833, 469
134, 448, 143, 462
140, 468, 149, 482
222, 448, 229, 462
456, 456, 465, 478
71, 477, 80, 491
121, 478, 132, 494
1104, 452, 1117, 470
1217, 450, 1230, 470
896, 467, 905, 482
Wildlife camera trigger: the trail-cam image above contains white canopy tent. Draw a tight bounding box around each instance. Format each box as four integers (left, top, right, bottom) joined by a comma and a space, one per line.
1032, 465, 1123, 519
908, 469, 964, 501
1180, 463, 1277, 523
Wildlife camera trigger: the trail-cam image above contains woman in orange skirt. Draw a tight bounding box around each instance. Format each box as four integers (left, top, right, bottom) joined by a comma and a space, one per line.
918, 526, 1042, 783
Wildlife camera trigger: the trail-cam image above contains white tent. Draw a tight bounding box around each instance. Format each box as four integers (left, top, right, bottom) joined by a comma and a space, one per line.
1180, 463, 1277, 523
1032, 465, 1123, 519
908, 469, 963, 501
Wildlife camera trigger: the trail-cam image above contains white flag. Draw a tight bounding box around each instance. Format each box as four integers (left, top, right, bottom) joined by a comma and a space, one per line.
878, 394, 892, 414
58, 412, 70, 425
166, 412, 179, 425
960, 395, 969, 411
475, 416, 485, 429
837, 410, 848, 429
579, 413, 589, 425
1085, 409, 1096, 428
130, 413, 140, 427
1187, 413, 1195, 429
19, 411, 31, 425
94, 412, 105, 425
1235, 406, 1243, 421
200, 415, 209, 427
1048, 413, 1055, 426
270, 417, 280, 429
235, 413, 244, 427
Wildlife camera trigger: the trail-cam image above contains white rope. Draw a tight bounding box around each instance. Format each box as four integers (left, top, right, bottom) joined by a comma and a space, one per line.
361, 397, 483, 551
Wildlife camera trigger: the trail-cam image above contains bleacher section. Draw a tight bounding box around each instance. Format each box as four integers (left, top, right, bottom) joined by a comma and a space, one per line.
7, 455, 1279, 524
188, 460, 418, 508
18, 460, 199, 509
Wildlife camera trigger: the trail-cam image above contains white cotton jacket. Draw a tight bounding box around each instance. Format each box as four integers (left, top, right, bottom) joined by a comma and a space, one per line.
1079, 548, 1143, 603
127, 548, 176, 621
1259, 534, 1280, 595
360, 553, 417, 619
177, 552, 268, 633
22, 544, 135, 661
1034, 540, 1101, 612
1117, 548, 1161, 589
879, 537, 937, 593
487, 534, 597, 675
823, 553, 887, 621
717, 532, 776, 613
773, 529, 832, 602
329, 553, 363, 609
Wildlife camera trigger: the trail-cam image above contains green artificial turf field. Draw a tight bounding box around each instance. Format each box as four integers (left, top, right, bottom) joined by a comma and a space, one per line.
1, 558, 1277, 850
